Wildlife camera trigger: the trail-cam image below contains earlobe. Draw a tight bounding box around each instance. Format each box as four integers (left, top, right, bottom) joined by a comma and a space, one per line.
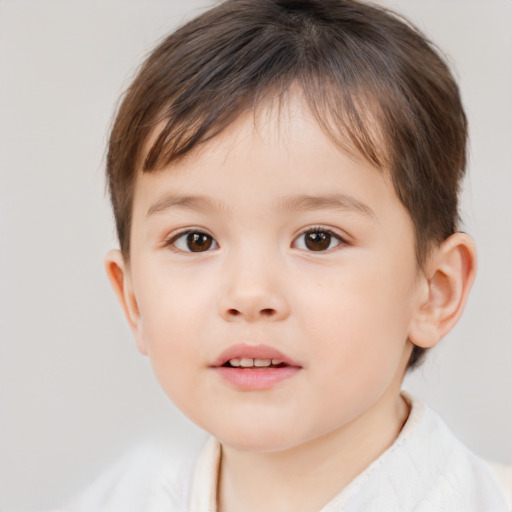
408, 233, 477, 349
104, 249, 148, 356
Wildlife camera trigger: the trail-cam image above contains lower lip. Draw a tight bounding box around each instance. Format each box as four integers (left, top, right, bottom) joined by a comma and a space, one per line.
212, 366, 301, 390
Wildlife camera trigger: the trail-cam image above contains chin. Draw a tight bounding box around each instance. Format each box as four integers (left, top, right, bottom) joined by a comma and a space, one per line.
219, 436, 293, 453
212, 422, 308, 453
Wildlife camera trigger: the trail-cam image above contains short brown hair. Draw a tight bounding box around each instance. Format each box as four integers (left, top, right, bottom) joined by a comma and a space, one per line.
106, 0, 468, 370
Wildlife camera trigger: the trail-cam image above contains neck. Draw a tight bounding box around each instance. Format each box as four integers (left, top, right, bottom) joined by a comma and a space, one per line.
217, 386, 410, 512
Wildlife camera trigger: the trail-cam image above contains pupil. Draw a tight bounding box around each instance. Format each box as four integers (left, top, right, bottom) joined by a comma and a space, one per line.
187, 232, 212, 252
305, 231, 330, 251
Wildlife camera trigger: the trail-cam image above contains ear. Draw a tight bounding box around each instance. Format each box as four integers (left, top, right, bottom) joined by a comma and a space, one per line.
104, 249, 148, 356
408, 233, 477, 349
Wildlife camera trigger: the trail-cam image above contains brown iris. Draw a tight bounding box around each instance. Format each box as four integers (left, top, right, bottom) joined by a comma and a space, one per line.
304, 231, 332, 251
186, 232, 214, 252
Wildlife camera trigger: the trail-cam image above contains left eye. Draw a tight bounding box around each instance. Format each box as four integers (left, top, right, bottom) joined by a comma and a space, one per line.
170, 231, 219, 252
293, 229, 343, 252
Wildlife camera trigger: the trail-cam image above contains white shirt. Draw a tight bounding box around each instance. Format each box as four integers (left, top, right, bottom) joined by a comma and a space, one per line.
66, 393, 511, 512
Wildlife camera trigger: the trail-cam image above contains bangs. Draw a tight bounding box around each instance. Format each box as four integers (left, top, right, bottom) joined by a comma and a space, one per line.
143, 76, 388, 174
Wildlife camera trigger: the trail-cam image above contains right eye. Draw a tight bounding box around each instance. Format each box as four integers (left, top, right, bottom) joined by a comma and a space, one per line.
168, 231, 219, 253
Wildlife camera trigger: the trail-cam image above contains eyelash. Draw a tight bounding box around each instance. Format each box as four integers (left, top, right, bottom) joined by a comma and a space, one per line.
293, 226, 347, 252
165, 229, 218, 253
165, 226, 348, 254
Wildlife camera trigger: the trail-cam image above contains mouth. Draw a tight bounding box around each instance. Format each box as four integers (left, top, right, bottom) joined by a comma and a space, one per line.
222, 358, 289, 369
211, 343, 301, 369
211, 344, 302, 390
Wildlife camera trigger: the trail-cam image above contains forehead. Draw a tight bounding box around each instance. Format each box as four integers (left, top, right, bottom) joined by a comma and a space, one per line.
133, 94, 397, 220
139, 85, 389, 180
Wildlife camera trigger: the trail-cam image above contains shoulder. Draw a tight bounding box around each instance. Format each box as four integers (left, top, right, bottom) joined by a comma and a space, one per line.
392, 393, 510, 511
338, 393, 511, 512
415, 407, 509, 510
482, 459, 512, 509
64, 442, 198, 512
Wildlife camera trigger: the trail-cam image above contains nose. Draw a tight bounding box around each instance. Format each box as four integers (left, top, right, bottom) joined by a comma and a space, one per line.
218, 253, 290, 323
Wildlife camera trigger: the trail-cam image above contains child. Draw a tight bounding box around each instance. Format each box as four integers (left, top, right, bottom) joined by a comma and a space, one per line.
68, 0, 510, 510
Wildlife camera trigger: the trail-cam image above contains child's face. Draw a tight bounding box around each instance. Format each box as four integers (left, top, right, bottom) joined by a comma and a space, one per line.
118, 95, 426, 452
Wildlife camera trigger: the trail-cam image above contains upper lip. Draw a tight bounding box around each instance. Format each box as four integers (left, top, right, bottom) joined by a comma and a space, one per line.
211, 343, 302, 367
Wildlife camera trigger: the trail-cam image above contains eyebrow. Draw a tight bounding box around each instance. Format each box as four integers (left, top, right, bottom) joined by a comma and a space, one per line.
147, 195, 222, 217
279, 194, 376, 218
147, 193, 376, 218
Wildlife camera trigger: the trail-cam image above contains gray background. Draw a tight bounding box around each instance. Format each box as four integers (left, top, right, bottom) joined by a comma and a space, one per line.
0, 1, 511, 510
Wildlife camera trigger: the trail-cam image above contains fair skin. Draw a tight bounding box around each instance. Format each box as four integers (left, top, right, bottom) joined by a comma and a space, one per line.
105, 94, 476, 512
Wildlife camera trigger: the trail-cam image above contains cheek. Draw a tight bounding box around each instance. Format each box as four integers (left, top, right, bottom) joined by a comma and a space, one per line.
134, 266, 216, 401
298, 278, 410, 427
138, 261, 216, 335
298, 256, 415, 374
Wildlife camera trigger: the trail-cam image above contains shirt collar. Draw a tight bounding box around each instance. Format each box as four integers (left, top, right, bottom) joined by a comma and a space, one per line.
188, 435, 221, 512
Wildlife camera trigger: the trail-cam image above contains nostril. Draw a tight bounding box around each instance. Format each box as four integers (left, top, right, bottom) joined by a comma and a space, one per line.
226, 307, 275, 317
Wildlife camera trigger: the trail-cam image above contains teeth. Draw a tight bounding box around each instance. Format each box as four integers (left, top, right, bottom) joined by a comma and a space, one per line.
254, 358, 271, 367
227, 358, 274, 368
272, 359, 282, 365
